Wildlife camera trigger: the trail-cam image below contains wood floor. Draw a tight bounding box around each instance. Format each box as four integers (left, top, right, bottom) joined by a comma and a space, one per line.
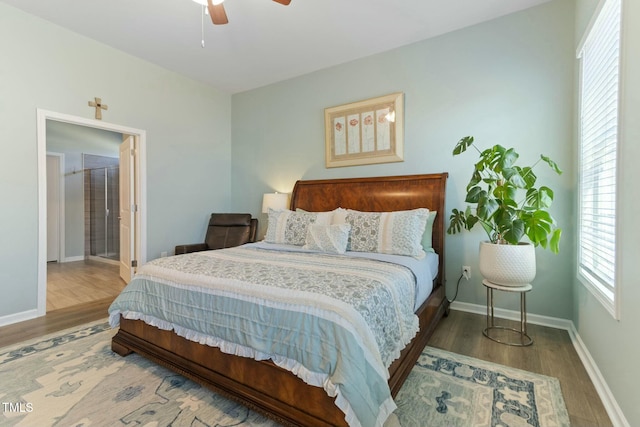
0, 259, 125, 347
429, 310, 612, 427
47, 259, 126, 311
1, 268, 612, 427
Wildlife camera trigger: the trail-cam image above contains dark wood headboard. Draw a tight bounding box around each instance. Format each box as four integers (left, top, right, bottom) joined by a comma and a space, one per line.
290, 173, 448, 285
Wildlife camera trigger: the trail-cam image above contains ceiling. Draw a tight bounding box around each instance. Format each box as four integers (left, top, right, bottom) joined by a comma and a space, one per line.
2, 0, 551, 94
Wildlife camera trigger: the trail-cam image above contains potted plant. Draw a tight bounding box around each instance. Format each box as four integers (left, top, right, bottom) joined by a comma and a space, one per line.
447, 136, 562, 286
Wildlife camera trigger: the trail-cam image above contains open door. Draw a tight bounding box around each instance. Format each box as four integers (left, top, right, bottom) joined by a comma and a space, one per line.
46, 154, 61, 262
119, 135, 136, 283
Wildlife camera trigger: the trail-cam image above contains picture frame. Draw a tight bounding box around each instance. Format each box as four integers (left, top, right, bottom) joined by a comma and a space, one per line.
324, 92, 404, 168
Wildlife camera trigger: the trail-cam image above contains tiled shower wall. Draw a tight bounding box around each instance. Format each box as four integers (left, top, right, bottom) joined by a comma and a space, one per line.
83, 154, 120, 260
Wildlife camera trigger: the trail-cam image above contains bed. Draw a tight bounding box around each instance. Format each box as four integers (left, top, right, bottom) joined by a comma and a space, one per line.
109, 173, 449, 427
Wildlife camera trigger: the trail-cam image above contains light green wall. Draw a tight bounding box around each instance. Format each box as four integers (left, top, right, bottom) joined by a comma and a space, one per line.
231, 0, 576, 320
3, 0, 637, 423
573, 0, 640, 425
0, 3, 232, 319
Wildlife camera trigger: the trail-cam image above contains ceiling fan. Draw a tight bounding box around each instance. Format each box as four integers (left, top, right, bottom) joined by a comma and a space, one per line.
193, 0, 291, 25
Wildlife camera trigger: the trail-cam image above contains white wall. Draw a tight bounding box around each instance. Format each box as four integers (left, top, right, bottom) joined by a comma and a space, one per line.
0, 3, 232, 320
573, 0, 640, 425
231, 0, 576, 320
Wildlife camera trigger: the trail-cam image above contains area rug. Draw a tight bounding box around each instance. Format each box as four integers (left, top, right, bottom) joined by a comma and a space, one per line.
0, 321, 569, 427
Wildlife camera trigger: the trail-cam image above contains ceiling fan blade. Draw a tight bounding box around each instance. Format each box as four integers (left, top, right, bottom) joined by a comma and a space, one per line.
272, 0, 291, 5
207, 0, 229, 25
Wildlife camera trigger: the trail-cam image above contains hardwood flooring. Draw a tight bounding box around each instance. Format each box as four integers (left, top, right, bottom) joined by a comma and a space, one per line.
0, 270, 612, 426
0, 259, 124, 347
0, 298, 114, 348
47, 259, 126, 311
429, 310, 612, 427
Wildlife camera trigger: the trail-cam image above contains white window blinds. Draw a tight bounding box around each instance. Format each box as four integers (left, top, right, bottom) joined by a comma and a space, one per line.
577, 0, 621, 317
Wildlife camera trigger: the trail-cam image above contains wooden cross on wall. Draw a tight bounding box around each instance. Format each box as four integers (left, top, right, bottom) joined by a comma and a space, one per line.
88, 97, 108, 120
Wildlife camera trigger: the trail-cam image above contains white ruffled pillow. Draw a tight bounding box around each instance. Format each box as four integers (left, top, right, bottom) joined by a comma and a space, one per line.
303, 224, 351, 254
333, 208, 429, 258
265, 209, 333, 246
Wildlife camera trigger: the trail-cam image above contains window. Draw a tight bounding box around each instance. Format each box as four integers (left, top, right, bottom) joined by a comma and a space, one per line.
576, 0, 622, 318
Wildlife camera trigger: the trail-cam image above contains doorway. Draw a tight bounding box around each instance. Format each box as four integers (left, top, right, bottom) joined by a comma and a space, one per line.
37, 109, 147, 317
84, 154, 120, 263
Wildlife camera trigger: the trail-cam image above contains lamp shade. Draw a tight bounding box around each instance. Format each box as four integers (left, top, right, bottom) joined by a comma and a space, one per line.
262, 192, 288, 213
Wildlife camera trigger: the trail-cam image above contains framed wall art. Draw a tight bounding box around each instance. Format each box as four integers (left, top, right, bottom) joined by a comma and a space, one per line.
324, 92, 404, 168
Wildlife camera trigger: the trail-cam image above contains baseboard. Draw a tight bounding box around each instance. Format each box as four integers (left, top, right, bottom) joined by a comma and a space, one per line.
63, 255, 85, 262
450, 301, 573, 330
87, 255, 119, 266
566, 325, 630, 427
0, 308, 39, 328
450, 302, 630, 427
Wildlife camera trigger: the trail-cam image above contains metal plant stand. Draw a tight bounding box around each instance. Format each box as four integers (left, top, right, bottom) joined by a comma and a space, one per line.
482, 279, 533, 347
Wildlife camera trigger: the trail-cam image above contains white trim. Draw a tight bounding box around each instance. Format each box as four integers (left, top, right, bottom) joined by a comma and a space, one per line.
450, 301, 572, 330
0, 309, 39, 328
613, 0, 628, 321
63, 256, 86, 263
450, 302, 630, 427
37, 111, 47, 316
37, 108, 148, 318
87, 255, 119, 266
577, 0, 608, 56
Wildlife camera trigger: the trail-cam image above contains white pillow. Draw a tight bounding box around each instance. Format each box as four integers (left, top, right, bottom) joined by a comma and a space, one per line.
265, 209, 333, 246
421, 211, 437, 253
303, 224, 351, 254
335, 208, 429, 258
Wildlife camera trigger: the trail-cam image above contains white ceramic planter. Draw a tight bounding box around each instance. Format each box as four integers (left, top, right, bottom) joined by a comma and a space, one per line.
478, 241, 536, 287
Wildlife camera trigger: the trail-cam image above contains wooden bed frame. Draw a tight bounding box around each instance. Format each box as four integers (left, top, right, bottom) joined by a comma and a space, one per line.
112, 173, 449, 427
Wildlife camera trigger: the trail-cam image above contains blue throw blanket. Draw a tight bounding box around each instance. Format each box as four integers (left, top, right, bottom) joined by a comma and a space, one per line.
109, 245, 419, 427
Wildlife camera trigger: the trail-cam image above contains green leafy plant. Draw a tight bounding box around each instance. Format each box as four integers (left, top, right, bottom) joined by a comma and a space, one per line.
447, 136, 563, 253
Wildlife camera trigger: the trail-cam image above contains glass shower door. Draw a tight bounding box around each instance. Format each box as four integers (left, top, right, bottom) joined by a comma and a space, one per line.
89, 166, 120, 261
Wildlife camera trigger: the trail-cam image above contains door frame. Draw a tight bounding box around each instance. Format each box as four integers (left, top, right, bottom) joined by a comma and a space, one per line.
37, 109, 147, 317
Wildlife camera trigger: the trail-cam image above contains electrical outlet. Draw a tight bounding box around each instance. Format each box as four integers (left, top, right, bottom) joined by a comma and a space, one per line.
462, 265, 471, 280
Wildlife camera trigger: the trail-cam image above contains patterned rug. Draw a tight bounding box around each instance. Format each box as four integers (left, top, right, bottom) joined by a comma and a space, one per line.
0, 321, 569, 427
